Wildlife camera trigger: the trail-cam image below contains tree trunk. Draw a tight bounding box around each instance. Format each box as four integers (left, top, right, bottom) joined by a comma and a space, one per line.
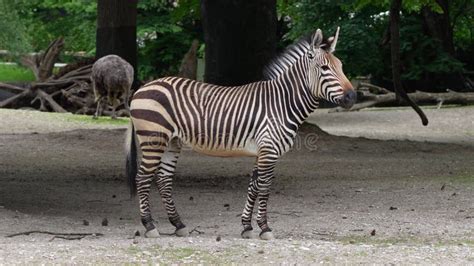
96, 0, 137, 86
390, 0, 402, 102
421, 0, 455, 56
201, 0, 277, 86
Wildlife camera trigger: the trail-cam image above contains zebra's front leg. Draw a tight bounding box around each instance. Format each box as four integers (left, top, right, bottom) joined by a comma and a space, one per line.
241, 165, 258, 239
255, 152, 277, 240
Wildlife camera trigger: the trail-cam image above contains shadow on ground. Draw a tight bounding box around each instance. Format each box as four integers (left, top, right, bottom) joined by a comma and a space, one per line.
0, 125, 473, 263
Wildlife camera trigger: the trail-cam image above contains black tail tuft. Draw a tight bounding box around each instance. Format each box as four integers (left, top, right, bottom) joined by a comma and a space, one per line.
126, 123, 138, 197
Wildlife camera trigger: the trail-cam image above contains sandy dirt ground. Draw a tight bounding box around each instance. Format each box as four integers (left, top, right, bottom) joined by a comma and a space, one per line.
0, 108, 473, 264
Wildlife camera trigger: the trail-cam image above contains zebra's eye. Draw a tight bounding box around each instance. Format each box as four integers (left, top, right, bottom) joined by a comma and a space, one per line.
321, 65, 330, 71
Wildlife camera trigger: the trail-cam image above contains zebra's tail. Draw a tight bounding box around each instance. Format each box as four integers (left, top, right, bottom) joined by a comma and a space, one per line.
125, 121, 138, 197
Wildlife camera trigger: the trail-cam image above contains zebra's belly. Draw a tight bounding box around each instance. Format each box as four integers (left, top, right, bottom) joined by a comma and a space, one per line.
188, 139, 258, 157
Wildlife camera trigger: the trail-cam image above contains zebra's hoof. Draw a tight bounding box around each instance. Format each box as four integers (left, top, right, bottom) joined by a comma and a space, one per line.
144, 228, 160, 238
259, 231, 274, 240
175, 227, 189, 237
241, 229, 256, 239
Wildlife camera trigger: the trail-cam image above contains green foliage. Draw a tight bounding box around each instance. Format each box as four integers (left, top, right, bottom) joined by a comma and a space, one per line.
1, 0, 201, 80
15, 0, 97, 55
282, 0, 473, 88
0, 0, 32, 56
398, 17, 464, 80
2, 0, 471, 86
137, 0, 201, 80
353, 0, 443, 13
283, 0, 387, 78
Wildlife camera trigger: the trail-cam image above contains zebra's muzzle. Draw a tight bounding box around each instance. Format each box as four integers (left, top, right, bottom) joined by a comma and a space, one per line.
340, 90, 357, 109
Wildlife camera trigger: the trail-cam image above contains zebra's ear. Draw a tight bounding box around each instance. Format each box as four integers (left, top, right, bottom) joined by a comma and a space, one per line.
311, 29, 323, 50
328, 26, 340, 53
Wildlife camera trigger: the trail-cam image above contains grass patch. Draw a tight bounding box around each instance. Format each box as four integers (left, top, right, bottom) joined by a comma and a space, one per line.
126, 245, 228, 264
339, 235, 474, 247
433, 173, 474, 185
65, 114, 130, 126
0, 63, 35, 82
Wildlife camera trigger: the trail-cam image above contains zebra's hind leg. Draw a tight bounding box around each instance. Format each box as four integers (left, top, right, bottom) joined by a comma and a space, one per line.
135, 132, 170, 238
155, 138, 189, 237
255, 151, 278, 240
241, 163, 258, 239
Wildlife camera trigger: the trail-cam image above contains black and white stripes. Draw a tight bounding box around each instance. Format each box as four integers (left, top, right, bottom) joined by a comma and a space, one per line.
126, 28, 356, 239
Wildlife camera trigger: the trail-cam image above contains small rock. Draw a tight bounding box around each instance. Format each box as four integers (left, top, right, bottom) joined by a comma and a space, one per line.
370, 229, 376, 236
258, 250, 264, 254
133, 239, 139, 244
224, 204, 230, 208
411, 209, 415, 211
83, 220, 89, 226
216, 235, 221, 242
349, 240, 356, 244
134, 230, 140, 237
299, 246, 310, 251
101, 218, 108, 226
355, 189, 363, 193
112, 194, 116, 198
458, 210, 465, 213
441, 184, 446, 190
189, 196, 194, 201
342, 216, 347, 219
389, 206, 398, 210
142, 251, 152, 256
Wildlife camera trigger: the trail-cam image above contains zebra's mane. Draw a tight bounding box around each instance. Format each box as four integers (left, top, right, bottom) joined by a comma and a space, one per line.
263, 36, 312, 80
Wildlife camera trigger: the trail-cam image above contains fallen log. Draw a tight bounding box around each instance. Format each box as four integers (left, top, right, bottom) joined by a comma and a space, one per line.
330, 90, 474, 112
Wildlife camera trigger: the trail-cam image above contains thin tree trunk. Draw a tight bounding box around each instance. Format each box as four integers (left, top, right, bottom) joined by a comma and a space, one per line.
201, 0, 277, 86
390, 0, 429, 125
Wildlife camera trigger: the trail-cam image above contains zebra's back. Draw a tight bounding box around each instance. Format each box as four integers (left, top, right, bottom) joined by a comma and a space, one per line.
131, 77, 266, 157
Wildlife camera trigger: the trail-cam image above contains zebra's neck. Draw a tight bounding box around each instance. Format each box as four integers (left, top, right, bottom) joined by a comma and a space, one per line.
269, 57, 319, 131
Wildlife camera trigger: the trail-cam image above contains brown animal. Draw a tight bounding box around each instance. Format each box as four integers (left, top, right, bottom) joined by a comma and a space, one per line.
91, 55, 134, 119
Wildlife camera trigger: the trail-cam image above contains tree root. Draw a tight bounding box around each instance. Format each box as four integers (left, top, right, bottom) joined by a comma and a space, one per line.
6, 230, 104, 241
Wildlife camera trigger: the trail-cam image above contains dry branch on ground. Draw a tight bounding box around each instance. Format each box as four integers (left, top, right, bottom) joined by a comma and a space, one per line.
331, 83, 474, 112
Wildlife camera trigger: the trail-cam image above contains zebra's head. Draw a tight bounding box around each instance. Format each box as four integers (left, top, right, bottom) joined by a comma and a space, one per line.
307, 28, 356, 109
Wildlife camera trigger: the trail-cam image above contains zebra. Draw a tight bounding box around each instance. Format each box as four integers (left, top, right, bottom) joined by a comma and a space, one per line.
126, 27, 356, 240
91, 55, 133, 119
